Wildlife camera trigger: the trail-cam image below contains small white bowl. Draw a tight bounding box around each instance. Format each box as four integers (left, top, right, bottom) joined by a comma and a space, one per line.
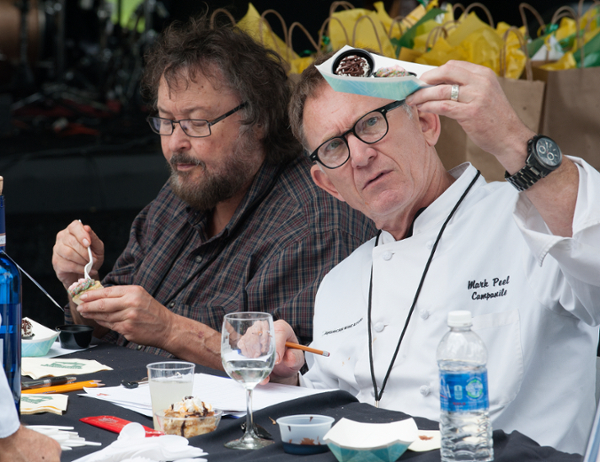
276, 414, 335, 455
324, 418, 418, 462
22, 318, 60, 357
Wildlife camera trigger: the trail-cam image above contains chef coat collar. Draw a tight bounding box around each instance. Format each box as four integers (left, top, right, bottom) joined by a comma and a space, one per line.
379, 163, 482, 244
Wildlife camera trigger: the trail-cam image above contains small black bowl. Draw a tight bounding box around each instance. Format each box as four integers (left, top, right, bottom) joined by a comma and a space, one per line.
55, 325, 93, 350
331, 48, 375, 77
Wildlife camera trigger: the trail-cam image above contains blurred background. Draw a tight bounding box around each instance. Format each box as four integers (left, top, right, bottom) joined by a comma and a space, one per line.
0, 0, 586, 329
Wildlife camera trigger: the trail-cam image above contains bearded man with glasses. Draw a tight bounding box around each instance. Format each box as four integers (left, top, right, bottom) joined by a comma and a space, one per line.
50, 16, 376, 369
269, 54, 600, 455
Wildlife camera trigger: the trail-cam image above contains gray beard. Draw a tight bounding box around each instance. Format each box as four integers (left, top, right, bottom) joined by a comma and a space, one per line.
168, 134, 261, 212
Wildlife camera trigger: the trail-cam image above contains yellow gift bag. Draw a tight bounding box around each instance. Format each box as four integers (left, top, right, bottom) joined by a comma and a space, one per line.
236, 3, 300, 70
323, 2, 396, 57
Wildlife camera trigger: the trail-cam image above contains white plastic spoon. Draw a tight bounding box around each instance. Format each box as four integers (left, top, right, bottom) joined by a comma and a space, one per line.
84, 246, 93, 280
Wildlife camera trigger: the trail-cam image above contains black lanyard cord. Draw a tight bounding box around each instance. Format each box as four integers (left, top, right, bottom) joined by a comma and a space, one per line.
368, 170, 481, 407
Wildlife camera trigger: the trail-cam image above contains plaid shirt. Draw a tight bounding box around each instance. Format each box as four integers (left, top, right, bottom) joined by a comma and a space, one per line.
66, 156, 376, 357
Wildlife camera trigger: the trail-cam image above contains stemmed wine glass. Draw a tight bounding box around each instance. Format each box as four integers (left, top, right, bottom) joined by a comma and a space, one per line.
221, 312, 276, 450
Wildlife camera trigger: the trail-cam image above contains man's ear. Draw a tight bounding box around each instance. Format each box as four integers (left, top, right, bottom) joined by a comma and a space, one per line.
254, 124, 265, 140
418, 110, 441, 147
310, 164, 347, 203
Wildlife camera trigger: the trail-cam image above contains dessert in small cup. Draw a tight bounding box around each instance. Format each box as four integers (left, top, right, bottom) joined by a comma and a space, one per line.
332, 49, 374, 77
155, 396, 222, 438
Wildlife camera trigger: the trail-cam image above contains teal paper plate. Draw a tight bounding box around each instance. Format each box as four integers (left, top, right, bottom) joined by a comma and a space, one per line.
316, 46, 436, 101
22, 318, 60, 357
323, 417, 418, 462
327, 441, 411, 462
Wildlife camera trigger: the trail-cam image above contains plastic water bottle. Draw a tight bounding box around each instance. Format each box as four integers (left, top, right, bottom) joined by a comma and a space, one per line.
437, 310, 493, 461
0, 176, 22, 414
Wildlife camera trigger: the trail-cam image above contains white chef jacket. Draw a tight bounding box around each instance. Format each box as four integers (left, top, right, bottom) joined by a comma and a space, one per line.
0, 314, 20, 438
302, 158, 600, 455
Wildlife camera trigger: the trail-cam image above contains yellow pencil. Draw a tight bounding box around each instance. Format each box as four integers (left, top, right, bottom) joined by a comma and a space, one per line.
22, 380, 104, 395
286, 342, 330, 357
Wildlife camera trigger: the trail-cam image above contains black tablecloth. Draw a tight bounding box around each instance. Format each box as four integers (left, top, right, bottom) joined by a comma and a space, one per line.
21, 343, 583, 462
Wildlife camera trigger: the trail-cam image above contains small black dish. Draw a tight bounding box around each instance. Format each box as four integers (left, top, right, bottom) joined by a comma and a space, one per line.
55, 325, 93, 349
331, 48, 375, 77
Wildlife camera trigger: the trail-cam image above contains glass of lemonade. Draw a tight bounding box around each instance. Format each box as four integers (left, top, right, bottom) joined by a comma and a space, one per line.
147, 361, 195, 429
221, 312, 276, 450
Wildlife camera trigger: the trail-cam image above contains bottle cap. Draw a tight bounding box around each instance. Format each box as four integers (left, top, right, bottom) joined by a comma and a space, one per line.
447, 310, 472, 327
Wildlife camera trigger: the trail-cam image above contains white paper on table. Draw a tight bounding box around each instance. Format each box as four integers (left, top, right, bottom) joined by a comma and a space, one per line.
82, 373, 336, 417
22, 358, 113, 379
42, 340, 97, 358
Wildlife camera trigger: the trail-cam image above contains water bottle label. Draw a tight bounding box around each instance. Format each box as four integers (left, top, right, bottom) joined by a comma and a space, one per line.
440, 370, 489, 412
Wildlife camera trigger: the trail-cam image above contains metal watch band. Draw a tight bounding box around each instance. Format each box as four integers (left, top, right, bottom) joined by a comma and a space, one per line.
504, 165, 545, 192
505, 135, 561, 192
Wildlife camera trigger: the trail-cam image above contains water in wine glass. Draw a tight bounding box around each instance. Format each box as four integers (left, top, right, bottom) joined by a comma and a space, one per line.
223, 355, 275, 388
221, 312, 276, 450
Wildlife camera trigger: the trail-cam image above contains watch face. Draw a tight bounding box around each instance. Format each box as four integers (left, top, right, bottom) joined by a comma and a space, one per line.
535, 137, 562, 167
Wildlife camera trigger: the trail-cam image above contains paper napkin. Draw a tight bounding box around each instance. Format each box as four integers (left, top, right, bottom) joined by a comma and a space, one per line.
22, 358, 113, 379
21, 393, 68, 415
72, 422, 207, 462
408, 430, 441, 452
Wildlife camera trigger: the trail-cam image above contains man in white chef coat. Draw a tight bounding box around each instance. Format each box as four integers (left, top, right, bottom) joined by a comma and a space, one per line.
268, 57, 600, 455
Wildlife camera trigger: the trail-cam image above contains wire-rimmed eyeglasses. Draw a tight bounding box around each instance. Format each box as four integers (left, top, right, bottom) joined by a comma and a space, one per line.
308, 100, 405, 169
147, 102, 248, 138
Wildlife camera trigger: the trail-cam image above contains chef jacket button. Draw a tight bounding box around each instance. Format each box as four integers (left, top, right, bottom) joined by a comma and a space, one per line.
195, 255, 203, 263
382, 251, 393, 261
374, 322, 385, 333
420, 309, 430, 320
426, 240, 434, 249
420, 385, 431, 396
136, 345, 143, 350
168, 301, 176, 308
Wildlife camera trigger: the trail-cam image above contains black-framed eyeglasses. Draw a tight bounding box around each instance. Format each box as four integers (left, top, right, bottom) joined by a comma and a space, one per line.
147, 102, 248, 138
308, 100, 405, 169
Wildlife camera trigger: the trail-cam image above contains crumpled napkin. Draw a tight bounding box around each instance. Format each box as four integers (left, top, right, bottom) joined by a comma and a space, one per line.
72, 423, 207, 462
